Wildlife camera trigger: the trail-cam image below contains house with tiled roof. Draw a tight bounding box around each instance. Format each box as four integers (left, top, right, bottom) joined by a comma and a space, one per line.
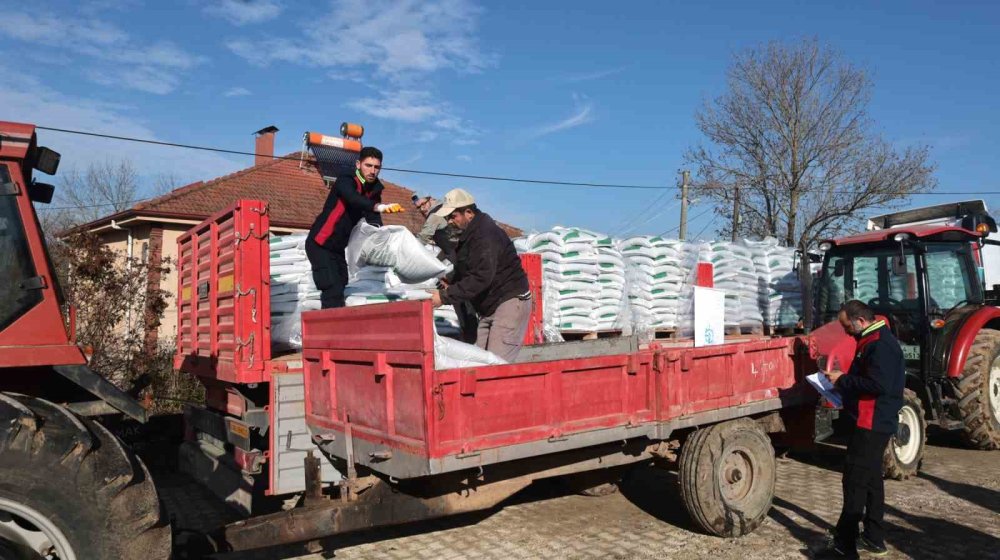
76, 128, 522, 343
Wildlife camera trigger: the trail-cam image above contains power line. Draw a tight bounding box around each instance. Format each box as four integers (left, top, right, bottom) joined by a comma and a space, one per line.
33, 125, 1000, 198
657, 206, 714, 237
36, 126, 669, 190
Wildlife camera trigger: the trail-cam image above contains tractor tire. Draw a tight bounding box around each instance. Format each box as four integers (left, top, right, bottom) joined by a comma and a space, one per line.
882, 389, 926, 480
953, 329, 1000, 450
678, 418, 776, 538
0, 393, 171, 560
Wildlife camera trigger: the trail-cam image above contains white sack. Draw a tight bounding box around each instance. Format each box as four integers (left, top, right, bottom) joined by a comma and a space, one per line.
359, 225, 448, 283
434, 334, 508, 370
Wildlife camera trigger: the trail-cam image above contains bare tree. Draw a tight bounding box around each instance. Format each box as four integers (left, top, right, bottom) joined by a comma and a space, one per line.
37, 159, 146, 236
685, 38, 937, 324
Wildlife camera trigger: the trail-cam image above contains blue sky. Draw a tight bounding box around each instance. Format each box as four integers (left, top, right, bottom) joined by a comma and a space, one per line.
1, 0, 998, 239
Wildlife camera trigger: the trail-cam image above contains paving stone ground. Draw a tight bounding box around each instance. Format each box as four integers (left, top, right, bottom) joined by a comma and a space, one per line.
159, 430, 999, 560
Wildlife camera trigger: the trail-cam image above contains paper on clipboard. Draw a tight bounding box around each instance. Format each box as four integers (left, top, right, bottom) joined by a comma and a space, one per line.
806, 372, 843, 408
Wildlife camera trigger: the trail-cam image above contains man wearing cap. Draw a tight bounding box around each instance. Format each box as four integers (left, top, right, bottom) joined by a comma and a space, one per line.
413, 194, 479, 343
306, 146, 404, 309
429, 189, 531, 361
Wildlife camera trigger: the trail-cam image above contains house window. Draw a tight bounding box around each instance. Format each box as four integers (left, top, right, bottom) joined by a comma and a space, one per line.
142, 242, 149, 263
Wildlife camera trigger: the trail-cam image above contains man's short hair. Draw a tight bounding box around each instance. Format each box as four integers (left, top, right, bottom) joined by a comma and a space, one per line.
359, 146, 383, 162
457, 204, 479, 215
841, 300, 875, 322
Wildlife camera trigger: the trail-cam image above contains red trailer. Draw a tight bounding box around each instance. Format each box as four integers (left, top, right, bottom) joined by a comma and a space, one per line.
173, 200, 820, 554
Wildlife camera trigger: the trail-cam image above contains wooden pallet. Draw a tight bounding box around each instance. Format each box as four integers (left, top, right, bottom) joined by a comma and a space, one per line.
725, 324, 766, 337
561, 329, 623, 341
560, 328, 680, 341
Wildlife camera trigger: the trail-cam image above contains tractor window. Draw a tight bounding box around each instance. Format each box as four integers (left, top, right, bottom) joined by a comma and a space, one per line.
924, 243, 980, 310
0, 164, 43, 330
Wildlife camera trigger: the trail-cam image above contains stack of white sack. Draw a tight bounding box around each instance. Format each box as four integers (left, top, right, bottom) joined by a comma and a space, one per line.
706, 242, 744, 327
269, 233, 320, 351
731, 242, 765, 329
620, 236, 660, 332
673, 241, 711, 336
528, 227, 602, 332
746, 238, 780, 326
346, 223, 457, 332
649, 239, 690, 329
593, 235, 630, 331
925, 254, 965, 308
764, 244, 804, 328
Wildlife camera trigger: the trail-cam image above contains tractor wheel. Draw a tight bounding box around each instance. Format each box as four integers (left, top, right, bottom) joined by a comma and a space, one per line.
953, 329, 1000, 450
0, 394, 171, 560
678, 418, 776, 537
882, 389, 926, 480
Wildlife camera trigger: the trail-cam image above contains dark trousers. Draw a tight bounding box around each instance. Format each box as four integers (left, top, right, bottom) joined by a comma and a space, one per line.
835, 428, 892, 552
305, 239, 348, 309
456, 301, 479, 344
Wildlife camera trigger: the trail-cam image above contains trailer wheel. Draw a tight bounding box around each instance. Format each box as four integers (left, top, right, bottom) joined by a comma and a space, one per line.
882, 389, 926, 480
678, 418, 776, 538
0, 394, 171, 560
954, 329, 1000, 450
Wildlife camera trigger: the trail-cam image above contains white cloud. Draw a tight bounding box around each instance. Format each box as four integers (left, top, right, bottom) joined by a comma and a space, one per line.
224, 87, 252, 97
346, 90, 481, 145
347, 90, 444, 123
529, 97, 595, 139
0, 11, 204, 94
204, 0, 283, 26
563, 66, 630, 83
226, 0, 494, 80
0, 70, 241, 186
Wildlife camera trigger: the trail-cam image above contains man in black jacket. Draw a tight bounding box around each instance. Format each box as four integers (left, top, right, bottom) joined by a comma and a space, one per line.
815, 300, 905, 559
306, 146, 403, 308
428, 189, 531, 361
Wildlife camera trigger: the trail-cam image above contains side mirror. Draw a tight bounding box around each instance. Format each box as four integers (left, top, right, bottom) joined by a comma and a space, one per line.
31, 146, 61, 176
892, 254, 907, 276
834, 260, 846, 277
29, 182, 54, 204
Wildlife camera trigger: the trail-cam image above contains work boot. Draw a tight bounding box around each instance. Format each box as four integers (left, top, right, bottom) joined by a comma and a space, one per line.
812, 541, 860, 560
857, 535, 888, 557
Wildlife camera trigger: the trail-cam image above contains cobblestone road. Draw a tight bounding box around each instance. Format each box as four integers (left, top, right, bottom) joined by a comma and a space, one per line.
161, 432, 999, 559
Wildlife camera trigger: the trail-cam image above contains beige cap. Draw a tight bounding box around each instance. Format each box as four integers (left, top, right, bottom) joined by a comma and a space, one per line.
434, 188, 476, 217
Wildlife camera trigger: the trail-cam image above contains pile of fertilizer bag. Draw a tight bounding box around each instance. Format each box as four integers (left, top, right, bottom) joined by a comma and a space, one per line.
516, 230, 805, 339
269, 222, 508, 368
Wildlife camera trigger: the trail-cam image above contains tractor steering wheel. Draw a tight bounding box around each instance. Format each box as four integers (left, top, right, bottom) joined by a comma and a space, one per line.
867, 296, 901, 309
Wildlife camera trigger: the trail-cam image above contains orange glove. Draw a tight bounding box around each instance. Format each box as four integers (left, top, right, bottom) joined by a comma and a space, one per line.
376, 203, 404, 214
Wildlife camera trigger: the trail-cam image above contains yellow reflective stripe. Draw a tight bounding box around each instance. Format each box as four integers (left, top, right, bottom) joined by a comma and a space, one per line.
862, 320, 886, 337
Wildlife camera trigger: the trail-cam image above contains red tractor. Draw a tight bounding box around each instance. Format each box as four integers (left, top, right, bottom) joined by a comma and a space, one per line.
815, 203, 1000, 478
0, 122, 170, 559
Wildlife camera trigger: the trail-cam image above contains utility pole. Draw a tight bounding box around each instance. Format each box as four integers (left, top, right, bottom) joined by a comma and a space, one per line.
731, 183, 740, 242
679, 170, 689, 241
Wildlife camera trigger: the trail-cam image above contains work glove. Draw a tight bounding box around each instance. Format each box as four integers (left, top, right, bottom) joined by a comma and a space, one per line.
376, 203, 404, 214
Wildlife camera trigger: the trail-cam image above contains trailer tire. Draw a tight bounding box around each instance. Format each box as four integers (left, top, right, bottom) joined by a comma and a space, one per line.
882, 389, 926, 480
678, 418, 776, 538
954, 329, 1000, 450
0, 394, 171, 560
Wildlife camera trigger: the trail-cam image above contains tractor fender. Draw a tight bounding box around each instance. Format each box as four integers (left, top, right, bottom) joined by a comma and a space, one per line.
945, 306, 1000, 378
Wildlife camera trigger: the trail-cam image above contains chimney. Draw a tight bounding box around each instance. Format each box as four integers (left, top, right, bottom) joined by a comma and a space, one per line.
253, 125, 278, 166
